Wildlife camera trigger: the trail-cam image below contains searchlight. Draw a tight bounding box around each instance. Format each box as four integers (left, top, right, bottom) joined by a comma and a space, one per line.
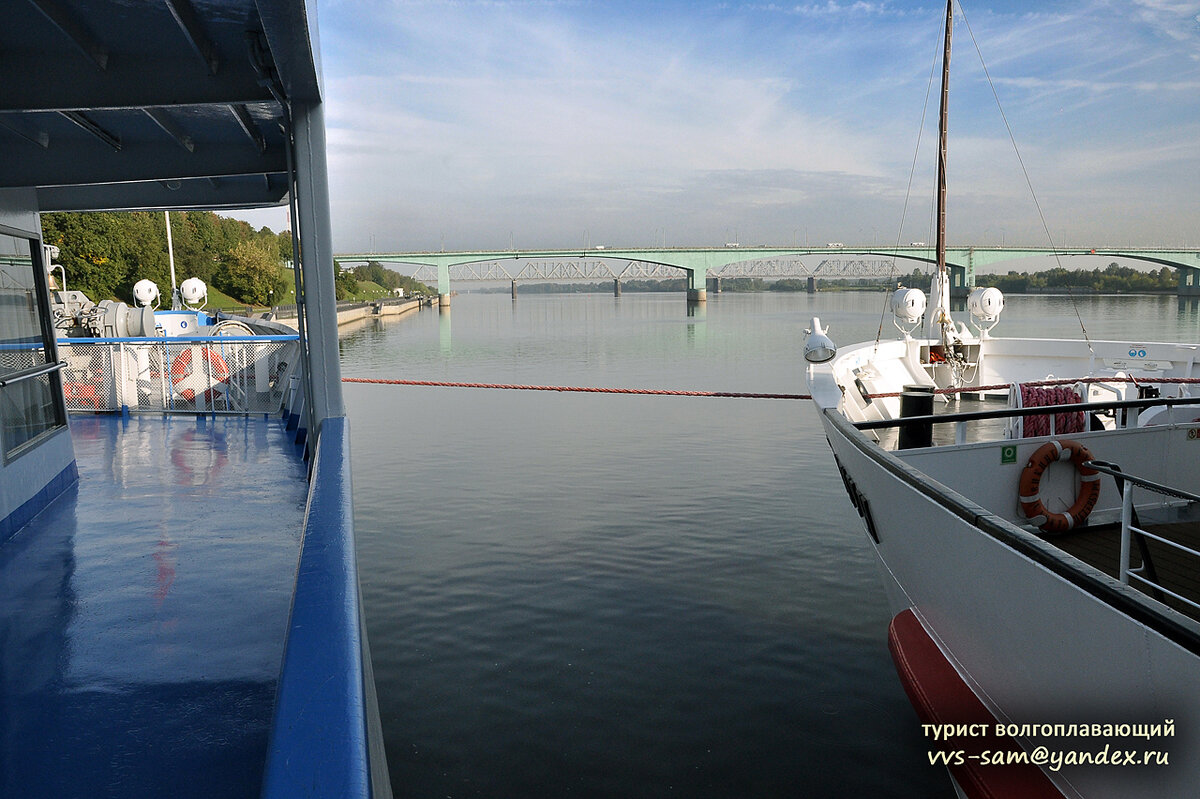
133, 279, 161, 308
180, 277, 208, 310
890, 287, 927, 337
804, 317, 837, 363
968, 287, 1004, 337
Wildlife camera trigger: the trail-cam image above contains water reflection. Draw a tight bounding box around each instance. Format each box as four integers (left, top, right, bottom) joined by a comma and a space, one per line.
685, 300, 706, 346
0, 484, 77, 796
438, 306, 452, 355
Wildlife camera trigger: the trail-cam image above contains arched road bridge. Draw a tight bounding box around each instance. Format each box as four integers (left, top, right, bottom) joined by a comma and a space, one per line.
332, 246, 1200, 307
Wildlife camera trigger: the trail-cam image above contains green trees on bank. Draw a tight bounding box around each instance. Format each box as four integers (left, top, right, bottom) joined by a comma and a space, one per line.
337, 261, 433, 301
355, 262, 433, 297
41, 210, 291, 305
973, 264, 1176, 293
39, 211, 435, 305
487, 264, 1181, 295
221, 240, 291, 305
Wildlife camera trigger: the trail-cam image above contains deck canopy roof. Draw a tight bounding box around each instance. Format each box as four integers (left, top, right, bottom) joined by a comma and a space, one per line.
0, 0, 321, 212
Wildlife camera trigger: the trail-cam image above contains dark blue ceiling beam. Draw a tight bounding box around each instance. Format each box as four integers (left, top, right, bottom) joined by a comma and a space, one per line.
0, 58, 275, 112
163, 0, 220, 76
25, 0, 109, 70
37, 174, 289, 212
2, 139, 286, 187
229, 104, 268, 154
143, 108, 195, 152
59, 110, 121, 150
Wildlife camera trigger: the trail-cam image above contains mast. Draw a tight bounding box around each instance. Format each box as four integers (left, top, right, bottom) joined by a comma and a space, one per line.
928, 0, 954, 341
165, 210, 181, 309
936, 0, 951, 278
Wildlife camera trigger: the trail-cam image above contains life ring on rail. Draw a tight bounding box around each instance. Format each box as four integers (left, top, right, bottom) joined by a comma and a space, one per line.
63, 381, 102, 409
170, 347, 230, 404
1018, 439, 1100, 533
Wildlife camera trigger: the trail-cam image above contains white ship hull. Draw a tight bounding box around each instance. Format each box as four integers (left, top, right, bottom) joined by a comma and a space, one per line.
809, 333, 1200, 797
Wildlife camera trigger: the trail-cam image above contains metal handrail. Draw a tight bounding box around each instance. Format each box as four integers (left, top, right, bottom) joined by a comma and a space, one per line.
853, 393, 1200, 431
1086, 460, 1200, 505
0, 360, 65, 388
1091, 460, 1200, 612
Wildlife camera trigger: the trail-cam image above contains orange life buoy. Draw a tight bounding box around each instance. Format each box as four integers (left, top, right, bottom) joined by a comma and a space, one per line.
64, 381, 102, 409
1018, 439, 1100, 533
170, 347, 230, 404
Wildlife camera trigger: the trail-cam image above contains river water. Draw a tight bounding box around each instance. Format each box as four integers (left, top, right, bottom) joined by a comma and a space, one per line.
340, 290, 1199, 798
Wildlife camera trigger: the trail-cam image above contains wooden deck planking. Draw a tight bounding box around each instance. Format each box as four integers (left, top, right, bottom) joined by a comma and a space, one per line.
1053, 519, 1200, 620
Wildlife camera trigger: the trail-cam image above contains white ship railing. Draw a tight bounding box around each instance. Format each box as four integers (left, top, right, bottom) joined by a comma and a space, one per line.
855, 394, 1200, 448
1085, 460, 1200, 614
57, 334, 300, 415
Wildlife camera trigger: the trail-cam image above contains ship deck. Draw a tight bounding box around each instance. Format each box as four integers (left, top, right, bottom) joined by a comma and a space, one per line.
1053, 517, 1200, 623
0, 413, 309, 798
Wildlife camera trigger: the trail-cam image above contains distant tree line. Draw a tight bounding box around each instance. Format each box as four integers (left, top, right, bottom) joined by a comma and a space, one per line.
341, 261, 433, 300
332, 261, 1187, 299
972, 263, 1176, 294
41, 210, 292, 305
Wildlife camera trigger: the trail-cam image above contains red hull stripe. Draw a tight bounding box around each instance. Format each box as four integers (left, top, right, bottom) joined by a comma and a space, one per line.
888, 609, 1064, 798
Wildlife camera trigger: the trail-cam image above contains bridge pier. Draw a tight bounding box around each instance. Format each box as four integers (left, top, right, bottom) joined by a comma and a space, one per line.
1179, 267, 1200, 296
686, 266, 707, 304
806, 276, 815, 294
613, 278, 621, 297
708, 276, 722, 294
437, 262, 451, 308
511, 280, 517, 299
949, 264, 969, 299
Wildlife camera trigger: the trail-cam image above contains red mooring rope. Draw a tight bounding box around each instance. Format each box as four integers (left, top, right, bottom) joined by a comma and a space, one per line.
342, 375, 1200, 401
342, 377, 810, 399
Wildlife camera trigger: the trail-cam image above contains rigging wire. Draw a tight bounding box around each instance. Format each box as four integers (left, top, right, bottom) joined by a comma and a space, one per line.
873, 18, 944, 355
956, 0, 1094, 352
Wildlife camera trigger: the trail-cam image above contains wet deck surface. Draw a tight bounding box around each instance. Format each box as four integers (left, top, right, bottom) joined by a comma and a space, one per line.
873, 394, 1014, 450
0, 414, 308, 798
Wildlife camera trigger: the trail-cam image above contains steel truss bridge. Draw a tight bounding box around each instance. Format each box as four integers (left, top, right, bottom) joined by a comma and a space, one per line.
406, 255, 913, 283
333, 246, 1200, 305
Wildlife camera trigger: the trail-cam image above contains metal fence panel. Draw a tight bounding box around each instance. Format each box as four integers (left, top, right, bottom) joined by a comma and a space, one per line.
59, 338, 299, 415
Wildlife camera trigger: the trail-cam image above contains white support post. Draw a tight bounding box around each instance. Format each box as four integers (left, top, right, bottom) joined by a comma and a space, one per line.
1119, 484, 1134, 584
291, 100, 345, 434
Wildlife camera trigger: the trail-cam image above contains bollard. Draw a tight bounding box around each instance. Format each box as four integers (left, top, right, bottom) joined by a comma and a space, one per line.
898, 384, 935, 449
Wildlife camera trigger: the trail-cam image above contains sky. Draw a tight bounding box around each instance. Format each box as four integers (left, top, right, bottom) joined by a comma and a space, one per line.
231, 0, 1200, 253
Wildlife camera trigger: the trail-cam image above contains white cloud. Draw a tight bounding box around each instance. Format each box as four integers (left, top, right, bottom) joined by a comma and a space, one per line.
318, 0, 1200, 250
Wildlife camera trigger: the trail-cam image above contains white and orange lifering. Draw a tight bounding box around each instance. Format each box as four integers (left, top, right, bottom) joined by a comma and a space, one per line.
1018, 439, 1100, 533
171, 346, 230, 403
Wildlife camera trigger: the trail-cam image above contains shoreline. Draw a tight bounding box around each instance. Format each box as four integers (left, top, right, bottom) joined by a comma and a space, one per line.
271, 297, 428, 334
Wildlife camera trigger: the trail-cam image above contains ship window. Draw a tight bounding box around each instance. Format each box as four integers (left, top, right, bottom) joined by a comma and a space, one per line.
0, 232, 66, 460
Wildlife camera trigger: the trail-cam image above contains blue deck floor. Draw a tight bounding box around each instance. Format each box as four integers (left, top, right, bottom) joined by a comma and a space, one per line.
0, 414, 309, 798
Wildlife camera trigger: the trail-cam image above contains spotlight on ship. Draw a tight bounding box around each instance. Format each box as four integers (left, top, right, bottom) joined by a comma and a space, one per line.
180, 277, 208, 309
133, 279, 161, 308
804, 317, 837, 363
968, 287, 1004, 337
890, 287, 927, 336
